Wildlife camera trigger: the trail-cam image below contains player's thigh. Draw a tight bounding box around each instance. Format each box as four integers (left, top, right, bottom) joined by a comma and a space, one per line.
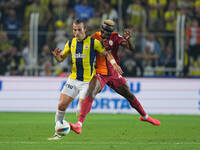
86, 77, 102, 98
61, 78, 79, 99
77, 80, 90, 99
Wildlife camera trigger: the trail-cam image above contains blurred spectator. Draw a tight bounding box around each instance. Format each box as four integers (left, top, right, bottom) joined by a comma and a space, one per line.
88, 10, 101, 34
0, 32, 12, 74
0, 0, 6, 25
177, 0, 193, 9
22, 40, 31, 69
94, 0, 106, 14
3, 9, 21, 46
51, 0, 69, 21
0, 0, 11, 9
132, 32, 145, 77
40, 61, 52, 76
0, 0, 13, 28
144, 34, 160, 64
24, 0, 52, 50
54, 20, 68, 50
64, 8, 75, 35
74, 0, 94, 21
109, 0, 118, 9
0, 51, 7, 75
147, 0, 167, 32
160, 45, 176, 76
0, 31, 13, 52
189, 61, 200, 77
126, 0, 146, 32
6, 46, 24, 76
131, 26, 146, 53
0, 0, 199, 77
183, 49, 190, 77
39, 44, 53, 67
10, 1, 28, 25
135, 33, 160, 76
194, 2, 200, 26
25, 0, 50, 26
119, 48, 138, 77
164, 1, 178, 51
40, 0, 51, 9
194, 0, 200, 8
186, 19, 200, 67
132, 29, 146, 77
101, 3, 118, 24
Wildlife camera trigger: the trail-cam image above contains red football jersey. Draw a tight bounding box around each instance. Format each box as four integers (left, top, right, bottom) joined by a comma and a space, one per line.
92, 31, 126, 75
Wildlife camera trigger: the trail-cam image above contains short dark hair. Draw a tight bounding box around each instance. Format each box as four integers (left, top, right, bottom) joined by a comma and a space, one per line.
73, 18, 87, 28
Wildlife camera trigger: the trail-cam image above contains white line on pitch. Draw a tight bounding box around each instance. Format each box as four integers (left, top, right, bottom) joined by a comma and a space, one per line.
0, 142, 200, 145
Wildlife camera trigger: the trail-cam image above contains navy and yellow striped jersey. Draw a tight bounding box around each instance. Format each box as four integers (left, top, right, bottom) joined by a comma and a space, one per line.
61, 35, 105, 81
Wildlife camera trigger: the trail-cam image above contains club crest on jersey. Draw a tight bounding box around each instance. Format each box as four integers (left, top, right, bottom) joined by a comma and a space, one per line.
109, 40, 113, 46
85, 45, 89, 49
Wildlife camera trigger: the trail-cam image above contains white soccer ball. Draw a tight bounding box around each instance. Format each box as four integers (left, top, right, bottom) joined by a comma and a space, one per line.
55, 120, 71, 136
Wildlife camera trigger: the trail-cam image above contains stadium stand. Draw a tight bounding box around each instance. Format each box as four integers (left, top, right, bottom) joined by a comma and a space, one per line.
0, 0, 200, 77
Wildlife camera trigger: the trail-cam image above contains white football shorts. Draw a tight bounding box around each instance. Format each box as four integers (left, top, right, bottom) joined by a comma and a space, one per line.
61, 78, 89, 99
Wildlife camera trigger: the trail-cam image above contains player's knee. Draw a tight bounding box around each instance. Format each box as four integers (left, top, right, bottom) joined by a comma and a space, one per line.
126, 92, 134, 101
58, 103, 66, 111
86, 88, 97, 99
87, 91, 95, 99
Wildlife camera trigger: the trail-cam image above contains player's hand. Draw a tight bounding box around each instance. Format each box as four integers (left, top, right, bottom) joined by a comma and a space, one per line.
101, 39, 109, 50
113, 63, 123, 75
124, 29, 131, 40
51, 48, 61, 57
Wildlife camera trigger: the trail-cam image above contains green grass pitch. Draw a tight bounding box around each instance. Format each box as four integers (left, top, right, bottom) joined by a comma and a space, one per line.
0, 112, 199, 150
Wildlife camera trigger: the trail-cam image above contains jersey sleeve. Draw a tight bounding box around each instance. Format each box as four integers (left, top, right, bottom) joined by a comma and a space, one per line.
94, 39, 105, 53
61, 40, 71, 56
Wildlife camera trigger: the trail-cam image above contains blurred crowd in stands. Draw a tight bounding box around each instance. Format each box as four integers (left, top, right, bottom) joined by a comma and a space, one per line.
0, 0, 200, 77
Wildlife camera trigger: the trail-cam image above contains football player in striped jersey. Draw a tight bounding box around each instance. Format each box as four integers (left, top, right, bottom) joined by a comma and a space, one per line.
48, 19, 122, 140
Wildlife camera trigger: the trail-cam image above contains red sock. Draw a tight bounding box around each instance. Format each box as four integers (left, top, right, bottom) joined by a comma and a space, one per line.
79, 96, 94, 123
130, 96, 146, 117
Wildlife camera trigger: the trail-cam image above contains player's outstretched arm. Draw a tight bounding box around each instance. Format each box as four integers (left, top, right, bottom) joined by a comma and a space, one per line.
102, 51, 124, 75
51, 48, 66, 62
122, 29, 135, 51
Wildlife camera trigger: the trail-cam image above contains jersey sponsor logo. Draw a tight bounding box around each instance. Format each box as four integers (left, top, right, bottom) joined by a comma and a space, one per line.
72, 53, 86, 58
109, 40, 113, 46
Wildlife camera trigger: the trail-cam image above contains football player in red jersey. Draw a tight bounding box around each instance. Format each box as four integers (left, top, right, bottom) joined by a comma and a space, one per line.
70, 20, 160, 134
